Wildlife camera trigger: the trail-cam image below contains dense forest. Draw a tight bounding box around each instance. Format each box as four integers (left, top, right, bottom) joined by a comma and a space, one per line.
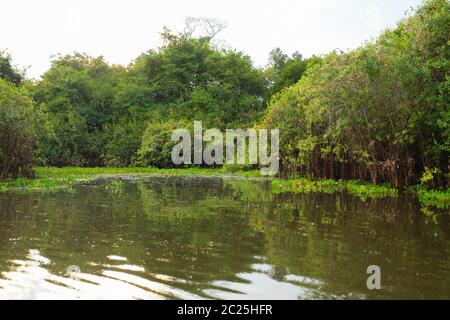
0, 0, 448, 189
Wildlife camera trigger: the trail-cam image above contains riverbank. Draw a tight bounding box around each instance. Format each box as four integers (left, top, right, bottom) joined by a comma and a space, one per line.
1, 167, 448, 209
0, 167, 261, 192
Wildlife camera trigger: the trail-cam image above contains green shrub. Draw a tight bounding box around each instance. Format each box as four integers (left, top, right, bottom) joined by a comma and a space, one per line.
0, 79, 39, 178
261, 0, 450, 188
138, 119, 191, 168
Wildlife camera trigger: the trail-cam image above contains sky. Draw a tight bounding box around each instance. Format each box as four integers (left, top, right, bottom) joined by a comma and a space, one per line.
1, 0, 422, 79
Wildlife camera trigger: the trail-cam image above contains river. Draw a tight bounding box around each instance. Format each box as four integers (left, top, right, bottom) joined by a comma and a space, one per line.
0, 176, 448, 299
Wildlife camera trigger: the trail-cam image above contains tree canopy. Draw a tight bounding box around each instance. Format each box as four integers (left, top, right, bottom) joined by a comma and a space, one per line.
0, 0, 448, 188
261, 0, 449, 187
0, 50, 24, 86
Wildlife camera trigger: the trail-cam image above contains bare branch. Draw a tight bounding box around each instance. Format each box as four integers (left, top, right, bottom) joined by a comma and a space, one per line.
182, 17, 227, 41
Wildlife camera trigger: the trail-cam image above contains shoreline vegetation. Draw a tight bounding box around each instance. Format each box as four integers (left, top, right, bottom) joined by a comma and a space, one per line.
0, 1, 448, 210
0, 167, 448, 209
0, 167, 261, 191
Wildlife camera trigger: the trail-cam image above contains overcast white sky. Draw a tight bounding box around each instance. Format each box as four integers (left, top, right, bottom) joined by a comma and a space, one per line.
1, 0, 422, 79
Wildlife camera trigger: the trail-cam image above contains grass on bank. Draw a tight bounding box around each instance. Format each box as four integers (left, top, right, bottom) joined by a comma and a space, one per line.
0, 166, 261, 192
1, 166, 448, 209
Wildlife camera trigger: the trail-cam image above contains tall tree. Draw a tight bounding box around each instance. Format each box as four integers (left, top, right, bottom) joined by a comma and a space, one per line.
266, 48, 312, 95
0, 50, 24, 86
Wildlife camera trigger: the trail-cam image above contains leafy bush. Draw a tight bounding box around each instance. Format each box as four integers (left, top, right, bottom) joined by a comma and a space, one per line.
104, 118, 146, 167
0, 79, 39, 178
0, 50, 24, 86
138, 119, 191, 168
261, 0, 450, 187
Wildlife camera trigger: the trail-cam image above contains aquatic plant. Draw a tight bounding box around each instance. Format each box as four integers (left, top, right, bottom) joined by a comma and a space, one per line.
415, 188, 450, 209
272, 178, 397, 201
105, 180, 125, 194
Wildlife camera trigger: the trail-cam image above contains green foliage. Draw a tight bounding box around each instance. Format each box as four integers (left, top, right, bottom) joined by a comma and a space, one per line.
33, 53, 125, 166
0, 166, 260, 192
345, 181, 398, 200
272, 178, 344, 194
261, 0, 450, 188
128, 32, 268, 129
104, 118, 146, 167
105, 180, 125, 194
0, 0, 448, 198
272, 178, 397, 200
32, 33, 267, 167
416, 188, 450, 209
420, 167, 441, 185
0, 50, 24, 86
221, 164, 256, 173
0, 79, 40, 179
265, 48, 314, 95
138, 119, 190, 168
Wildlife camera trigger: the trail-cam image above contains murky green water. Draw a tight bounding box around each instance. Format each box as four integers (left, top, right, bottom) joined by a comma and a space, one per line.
0, 176, 448, 299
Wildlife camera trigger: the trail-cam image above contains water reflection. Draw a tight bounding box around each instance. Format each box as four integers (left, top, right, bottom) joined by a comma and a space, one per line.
0, 176, 449, 299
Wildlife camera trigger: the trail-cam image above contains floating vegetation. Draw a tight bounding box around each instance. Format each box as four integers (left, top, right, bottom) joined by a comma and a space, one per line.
345, 181, 398, 200
0, 167, 260, 192
415, 188, 450, 210
272, 178, 398, 201
273, 178, 450, 209
105, 180, 125, 194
